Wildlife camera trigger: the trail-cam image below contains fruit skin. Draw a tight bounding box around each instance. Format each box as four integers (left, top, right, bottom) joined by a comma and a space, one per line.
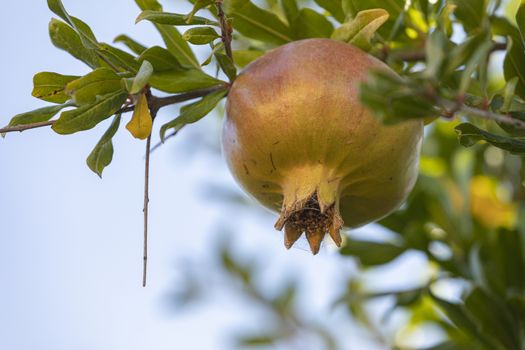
222, 38, 423, 254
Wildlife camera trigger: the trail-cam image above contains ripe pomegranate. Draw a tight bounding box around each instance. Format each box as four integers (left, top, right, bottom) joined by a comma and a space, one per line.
222, 39, 423, 254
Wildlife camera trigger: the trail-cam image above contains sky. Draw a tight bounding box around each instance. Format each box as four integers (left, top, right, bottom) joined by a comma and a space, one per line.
0, 1, 439, 349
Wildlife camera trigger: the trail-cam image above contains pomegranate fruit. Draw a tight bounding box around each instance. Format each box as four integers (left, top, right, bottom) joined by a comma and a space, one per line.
222, 39, 423, 254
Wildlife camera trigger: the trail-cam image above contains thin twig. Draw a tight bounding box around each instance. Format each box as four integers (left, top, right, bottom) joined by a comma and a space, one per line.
142, 134, 152, 287
459, 104, 525, 129
149, 130, 179, 154
215, 0, 233, 61
0, 120, 56, 134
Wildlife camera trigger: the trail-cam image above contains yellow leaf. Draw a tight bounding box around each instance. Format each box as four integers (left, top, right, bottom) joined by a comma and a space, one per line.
126, 93, 152, 139
470, 175, 517, 229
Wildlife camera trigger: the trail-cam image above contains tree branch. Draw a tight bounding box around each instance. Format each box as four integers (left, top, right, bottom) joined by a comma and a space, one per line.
459, 104, 525, 129
142, 134, 152, 287
2, 85, 229, 135
216, 0, 233, 61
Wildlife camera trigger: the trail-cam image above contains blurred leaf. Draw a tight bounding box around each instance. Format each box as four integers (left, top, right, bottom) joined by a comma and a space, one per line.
135, 0, 199, 69
419, 341, 478, 350
291, 8, 334, 39
360, 71, 437, 123
430, 294, 483, 340
32, 72, 79, 104
183, 26, 220, 45
149, 69, 224, 93
113, 34, 147, 55
464, 287, 520, 350
215, 53, 237, 81
517, 1, 525, 45
138, 46, 185, 72
281, 0, 299, 25
97, 43, 140, 73
52, 90, 128, 134
126, 93, 152, 139
236, 333, 284, 346
86, 115, 121, 177
48, 19, 100, 68
232, 49, 264, 67
458, 38, 492, 93
331, 9, 389, 50
65, 68, 122, 105
128, 60, 154, 94
341, 0, 403, 37
340, 239, 405, 265
224, 0, 293, 45
424, 29, 447, 78
159, 88, 227, 141
454, 123, 525, 155
136, 10, 218, 26
6, 103, 73, 127
450, 0, 488, 32
314, 0, 345, 22
503, 36, 525, 100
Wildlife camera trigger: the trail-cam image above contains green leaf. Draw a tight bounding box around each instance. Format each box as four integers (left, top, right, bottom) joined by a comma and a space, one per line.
342, 0, 403, 37
504, 36, 525, 100
187, 0, 214, 22
454, 122, 525, 155
224, 0, 293, 45
291, 8, 334, 39
32, 72, 79, 104
47, 0, 99, 48
232, 49, 265, 68
517, 1, 525, 46
126, 93, 152, 139
48, 19, 100, 68
314, 0, 345, 22
430, 294, 482, 339
159, 88, 228, 141
464, 288, 520, 350
113, 34, 147, 55
86, 115, 121, 177
182, 26, 220, 45
52, 90, 128, 135
138, 46, 185, 72
459, 38, 493, 93
136, 10, 218, 26
331, 8, 389, 50
135, 0, 199, 69
65, 68, 123, 105
339, 239, 405, 265
359, 71, 437, 123
149, 70, 224, 93
96, 43, 140, 73
215, 53, 237, 82
424, 29, 447, 78
7, 103, 73, 127
281, 0, 299, 26
450, 0, 488, 32
129, 61, 154, 94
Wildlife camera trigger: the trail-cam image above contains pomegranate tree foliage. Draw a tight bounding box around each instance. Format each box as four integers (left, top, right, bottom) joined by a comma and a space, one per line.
3, 0, 525, 348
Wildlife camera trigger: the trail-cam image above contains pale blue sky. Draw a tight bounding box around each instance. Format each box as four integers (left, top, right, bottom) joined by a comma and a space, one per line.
0, 1, 438, 349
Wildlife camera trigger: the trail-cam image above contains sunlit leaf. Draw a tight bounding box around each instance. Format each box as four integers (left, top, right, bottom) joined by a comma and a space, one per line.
149, 69, 224, 93
128, 60, 154, 94
6, 103, 73, 127
32, 72, 79, 104
331, 8, 389, 50
126, 93, 152, 139
138, 46, 185, 72
232, 49, 265, 68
